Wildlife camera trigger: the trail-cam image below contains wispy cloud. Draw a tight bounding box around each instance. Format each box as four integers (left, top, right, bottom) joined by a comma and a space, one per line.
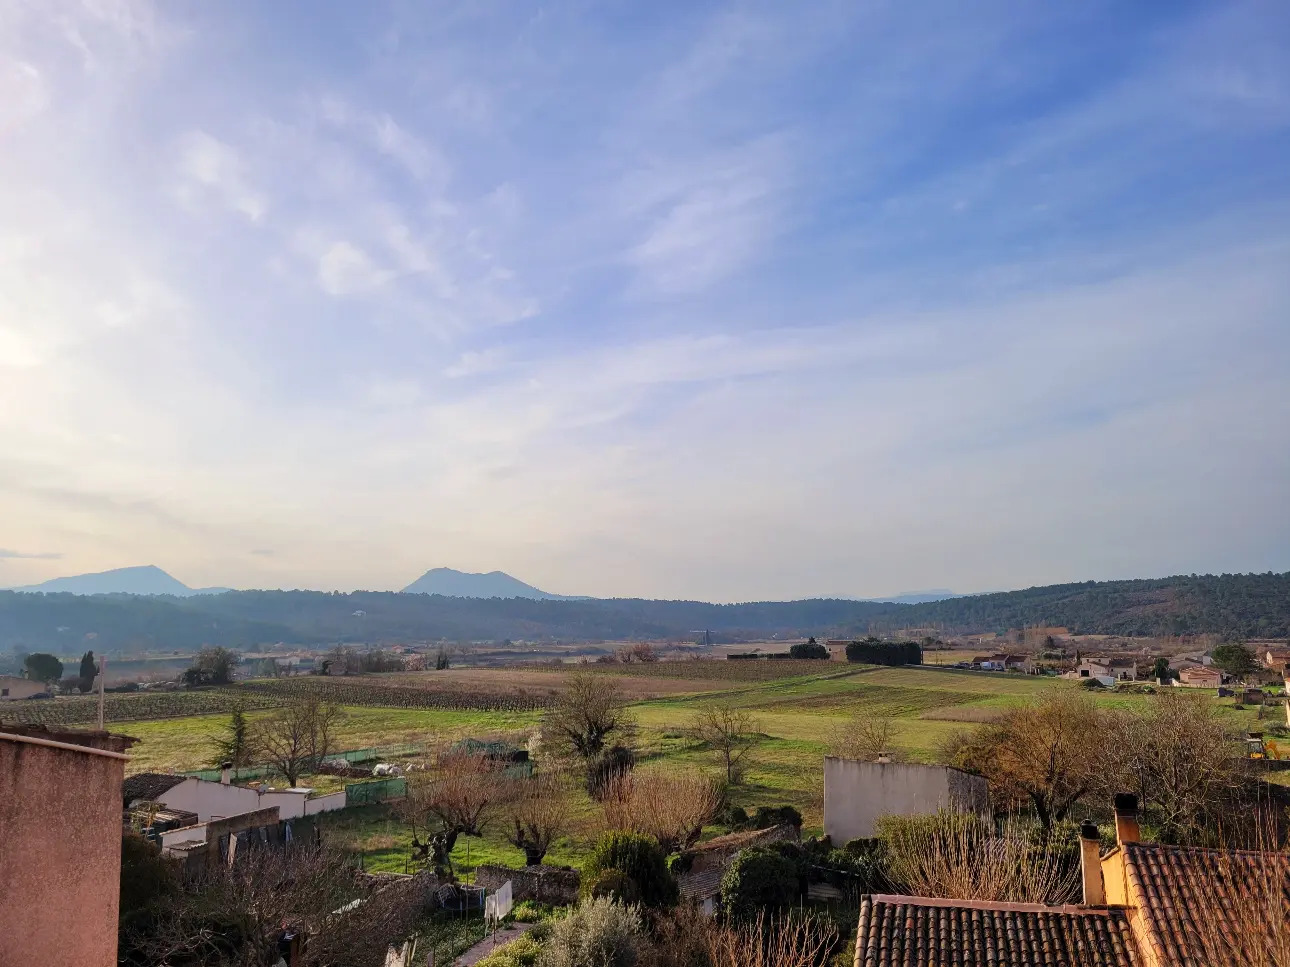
0, 0, 1285, 596
0, 549, 62, 560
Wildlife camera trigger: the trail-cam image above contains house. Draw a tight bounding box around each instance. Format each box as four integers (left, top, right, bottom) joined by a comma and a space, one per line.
1076, 657, 1138, 686
126, 766, 346, 822
675, 824, 800, 915
159, 805, 286, 874
1261, 647, 1290, 672
1176, 664, 1223, 688
1, 724, 138, 967
0, 674, 46, 701
853, 793, 1290, 967
824, 758, 988, 844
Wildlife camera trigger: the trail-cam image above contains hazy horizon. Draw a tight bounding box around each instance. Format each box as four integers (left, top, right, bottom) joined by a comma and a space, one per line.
2, 2, 1288, 601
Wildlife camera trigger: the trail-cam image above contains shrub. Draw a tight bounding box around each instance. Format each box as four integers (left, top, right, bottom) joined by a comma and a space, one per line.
583, 832, 678, 908
475, 933, 543, 967
719, 848, 799, 921
716, 804, 749, 829
587, 869, 640, 905
751, 805, 802, 830
844, 638, 921, 666
539, 896, 645, 967
788, 640, 829, 660
586, 746, 636, 800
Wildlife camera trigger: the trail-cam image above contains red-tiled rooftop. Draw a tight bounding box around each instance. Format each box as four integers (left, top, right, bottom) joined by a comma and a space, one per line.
1117, 841, 1290, 967
855, 894, 1140, 967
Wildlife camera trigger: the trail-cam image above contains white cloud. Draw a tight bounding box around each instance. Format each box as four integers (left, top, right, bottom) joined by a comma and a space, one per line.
176, 131, 267, 222
316, 240, 391, 296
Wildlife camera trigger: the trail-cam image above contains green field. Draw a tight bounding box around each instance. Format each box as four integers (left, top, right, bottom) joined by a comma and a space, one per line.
114, 664, 1271, 875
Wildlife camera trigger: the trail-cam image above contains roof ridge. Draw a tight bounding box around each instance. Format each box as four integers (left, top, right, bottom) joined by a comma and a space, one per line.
866, 893, 1119, 916
1124, 841, 1290, 860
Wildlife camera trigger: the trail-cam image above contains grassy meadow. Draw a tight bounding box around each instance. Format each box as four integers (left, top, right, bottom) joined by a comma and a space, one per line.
114, 662, 1272, 875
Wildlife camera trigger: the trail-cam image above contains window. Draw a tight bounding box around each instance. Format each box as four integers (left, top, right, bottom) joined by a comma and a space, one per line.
1, 688, 8, 696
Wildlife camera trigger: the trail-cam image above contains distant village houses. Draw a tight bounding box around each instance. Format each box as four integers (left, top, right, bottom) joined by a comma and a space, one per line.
1073, 656, 1137, 686
1176, 664, 1224, 688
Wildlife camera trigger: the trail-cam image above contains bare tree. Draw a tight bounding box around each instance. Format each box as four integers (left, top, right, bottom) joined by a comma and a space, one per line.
253, 698, 342, 786
121, 844, 419, 967
602, 770, 724, 854
690, 703, 759, 784
399, 751, 509, 873
505, 773, 572, 865
833, 713, 899, 762
1108, 690, 1244, 842
947, 691, 1109, 834
705, 911, 839, 967
542, 672, 635, 759
877, 811, 1078, 904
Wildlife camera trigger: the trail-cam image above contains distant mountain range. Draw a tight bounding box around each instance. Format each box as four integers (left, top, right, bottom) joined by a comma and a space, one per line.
402, 567, 565, 600
864, 589, 963, 605
10, 563, 957, 605
8, 565, 229, 597
2, 572, 1287, 652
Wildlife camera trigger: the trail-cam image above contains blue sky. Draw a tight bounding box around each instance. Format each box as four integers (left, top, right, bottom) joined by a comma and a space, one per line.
1, 0, 1288, 600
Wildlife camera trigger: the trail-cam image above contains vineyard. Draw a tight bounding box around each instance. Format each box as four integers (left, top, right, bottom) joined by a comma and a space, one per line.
241, 678, 554, 713
0, 689, 283, 728
567, 658, 849, 682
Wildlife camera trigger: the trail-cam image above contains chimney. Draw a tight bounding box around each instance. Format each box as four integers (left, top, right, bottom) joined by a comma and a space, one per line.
1079, 822, 1105, 906
220, 761, 233, 785
1113, 793, 1140, 846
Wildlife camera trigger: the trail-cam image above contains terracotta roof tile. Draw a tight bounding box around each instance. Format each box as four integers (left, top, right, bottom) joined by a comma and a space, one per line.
855, 895, 1140, 967
1120, 842, 1290, 966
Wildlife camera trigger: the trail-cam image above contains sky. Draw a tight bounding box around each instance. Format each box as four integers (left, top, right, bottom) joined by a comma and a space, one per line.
1, 0, 1288, 601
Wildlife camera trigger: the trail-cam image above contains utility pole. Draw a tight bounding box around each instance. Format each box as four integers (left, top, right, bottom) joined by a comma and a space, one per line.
97, 657, 106, 730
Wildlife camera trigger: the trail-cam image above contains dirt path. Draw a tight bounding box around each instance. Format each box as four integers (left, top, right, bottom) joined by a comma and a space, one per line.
453, 922, 534, 966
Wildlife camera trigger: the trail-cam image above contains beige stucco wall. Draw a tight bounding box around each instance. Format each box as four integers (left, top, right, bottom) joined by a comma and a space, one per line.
0, 731, 129, 967
823, 757, 989, 843
0, 675, 47, 700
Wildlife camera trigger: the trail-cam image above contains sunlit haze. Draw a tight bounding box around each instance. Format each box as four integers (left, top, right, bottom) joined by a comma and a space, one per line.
2, 1, 1288, 600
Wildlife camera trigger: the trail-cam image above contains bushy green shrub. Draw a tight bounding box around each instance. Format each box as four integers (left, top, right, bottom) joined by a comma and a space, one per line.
715, 803, 749, 829
476, 933, 543, 967
583, 832, 677, 908
719, 848, 798, 921
751, 805, 803, 830
539, 897, 645, 967
587, 869, 641, 904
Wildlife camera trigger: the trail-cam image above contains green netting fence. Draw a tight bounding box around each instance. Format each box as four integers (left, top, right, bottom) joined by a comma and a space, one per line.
183, 764, 274, 782
345, 777, 407, 806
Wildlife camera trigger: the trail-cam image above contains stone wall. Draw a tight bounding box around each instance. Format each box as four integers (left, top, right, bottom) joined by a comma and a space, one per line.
474, 864, 580, 905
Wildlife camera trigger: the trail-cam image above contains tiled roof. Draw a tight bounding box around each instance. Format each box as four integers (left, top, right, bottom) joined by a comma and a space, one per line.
1120, 842, 1290, 966
854, 895, 1140, 967
677, 868, 724, 901
122, 772, 187, 805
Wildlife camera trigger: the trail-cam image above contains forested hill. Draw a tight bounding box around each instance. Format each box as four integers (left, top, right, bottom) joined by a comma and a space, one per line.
871, 572, 1290, 639
0, 572, 1286, 652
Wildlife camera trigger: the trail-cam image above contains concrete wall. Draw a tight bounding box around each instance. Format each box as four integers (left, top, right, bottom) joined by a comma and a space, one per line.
304, 791, 347, 815
0, 728, 132, 967
823, 757, 989, 844
159, 778, 325, 821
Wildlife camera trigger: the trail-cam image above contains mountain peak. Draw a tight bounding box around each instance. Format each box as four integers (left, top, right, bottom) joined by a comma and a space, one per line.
10, 565, 229, 597
402, 567, 560, 600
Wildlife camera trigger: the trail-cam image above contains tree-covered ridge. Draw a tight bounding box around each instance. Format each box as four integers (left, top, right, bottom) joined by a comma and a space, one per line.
0, 572, 1286, 653
865, 572, 1290, 638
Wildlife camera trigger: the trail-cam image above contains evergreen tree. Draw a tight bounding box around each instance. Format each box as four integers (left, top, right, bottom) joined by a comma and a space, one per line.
211, 706, 252, 768
78, 650, 97, 693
